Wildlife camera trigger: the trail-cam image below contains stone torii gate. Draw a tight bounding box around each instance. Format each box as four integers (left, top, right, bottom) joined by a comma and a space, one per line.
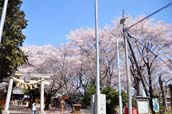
2, 73, 50, 114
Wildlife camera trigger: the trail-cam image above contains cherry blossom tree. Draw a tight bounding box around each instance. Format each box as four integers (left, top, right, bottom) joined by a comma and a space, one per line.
19, 17, 172, 111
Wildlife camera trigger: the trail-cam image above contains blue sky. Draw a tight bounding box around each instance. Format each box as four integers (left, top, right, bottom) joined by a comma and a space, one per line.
21, 0, 172, 46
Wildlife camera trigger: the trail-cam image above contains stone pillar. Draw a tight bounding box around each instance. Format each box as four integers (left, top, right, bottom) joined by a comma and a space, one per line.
40, 78, 45, 114
2, 79, 14, 114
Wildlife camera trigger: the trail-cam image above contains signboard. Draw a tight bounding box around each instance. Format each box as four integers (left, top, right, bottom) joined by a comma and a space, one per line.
137, 98, 149, 114
24, 74, 30, 82
152, 98, 159, 112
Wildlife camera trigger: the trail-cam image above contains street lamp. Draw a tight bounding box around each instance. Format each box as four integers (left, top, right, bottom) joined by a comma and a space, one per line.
94, 0, 100, 96
91, 0, 106, 114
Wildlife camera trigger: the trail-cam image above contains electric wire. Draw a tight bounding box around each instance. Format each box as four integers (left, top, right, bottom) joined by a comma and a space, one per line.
127, 2, 172, 30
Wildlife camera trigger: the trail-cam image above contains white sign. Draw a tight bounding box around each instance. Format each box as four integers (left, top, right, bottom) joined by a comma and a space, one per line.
137, 99, 149, 114
153, 98, 159, 112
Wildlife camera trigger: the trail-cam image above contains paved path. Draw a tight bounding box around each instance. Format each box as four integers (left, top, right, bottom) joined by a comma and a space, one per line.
9, 106, 90, 114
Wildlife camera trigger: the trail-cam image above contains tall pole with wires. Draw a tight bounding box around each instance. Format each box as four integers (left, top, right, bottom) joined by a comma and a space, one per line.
123, 2, 172, 114
117, 40, 123, 114
118, 3, 172, 114
0, 0, 9, 43
122, 11, 132, 114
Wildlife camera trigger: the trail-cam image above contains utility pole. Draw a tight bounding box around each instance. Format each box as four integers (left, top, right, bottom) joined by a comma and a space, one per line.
0, 0, 9, 43
122, 11, 132, 114
117, 40, 123, 114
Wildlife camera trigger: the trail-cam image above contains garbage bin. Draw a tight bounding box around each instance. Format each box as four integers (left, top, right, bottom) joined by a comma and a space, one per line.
125, 107, 137, 114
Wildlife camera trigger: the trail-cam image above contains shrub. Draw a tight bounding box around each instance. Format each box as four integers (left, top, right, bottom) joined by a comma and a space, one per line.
81, 85, 96, 108
102, 86, 128, 114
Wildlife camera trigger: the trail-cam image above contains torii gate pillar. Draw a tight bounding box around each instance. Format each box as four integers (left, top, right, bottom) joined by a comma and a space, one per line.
40, 77, 45, 114
2, 79, 14, 114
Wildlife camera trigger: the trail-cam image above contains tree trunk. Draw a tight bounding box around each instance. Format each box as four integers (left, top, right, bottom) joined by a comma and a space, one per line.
168, 84, 172, 109
149, 75, 155, 114
45, 93, 52, 110
159, 75, 166, 113
134, 77, 140, 96
28, 97, 32, 108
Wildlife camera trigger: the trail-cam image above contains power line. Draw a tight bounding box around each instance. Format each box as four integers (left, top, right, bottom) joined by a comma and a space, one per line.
127, 2, 172, 30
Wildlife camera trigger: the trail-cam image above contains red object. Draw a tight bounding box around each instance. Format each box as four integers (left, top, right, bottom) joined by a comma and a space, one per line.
125, 107, 137, 114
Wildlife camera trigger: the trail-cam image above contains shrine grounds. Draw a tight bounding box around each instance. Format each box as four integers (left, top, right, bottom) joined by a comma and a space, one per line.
9, 105, 90, 114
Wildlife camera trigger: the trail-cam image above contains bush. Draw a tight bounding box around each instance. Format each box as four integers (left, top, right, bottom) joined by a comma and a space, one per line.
81, 85, 96, 108
102, 86, 128, 114
101, 86, 118, 114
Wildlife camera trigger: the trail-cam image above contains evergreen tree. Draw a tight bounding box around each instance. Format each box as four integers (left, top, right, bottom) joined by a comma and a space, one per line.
0, 0, 27, 82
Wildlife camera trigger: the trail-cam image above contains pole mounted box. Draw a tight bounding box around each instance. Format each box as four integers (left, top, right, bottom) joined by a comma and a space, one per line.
91, 94, 106, 114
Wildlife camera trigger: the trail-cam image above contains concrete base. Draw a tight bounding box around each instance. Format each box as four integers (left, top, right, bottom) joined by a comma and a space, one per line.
91, 94, 106, 114
2, 110, 10, 114
39, 111, 46, 114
